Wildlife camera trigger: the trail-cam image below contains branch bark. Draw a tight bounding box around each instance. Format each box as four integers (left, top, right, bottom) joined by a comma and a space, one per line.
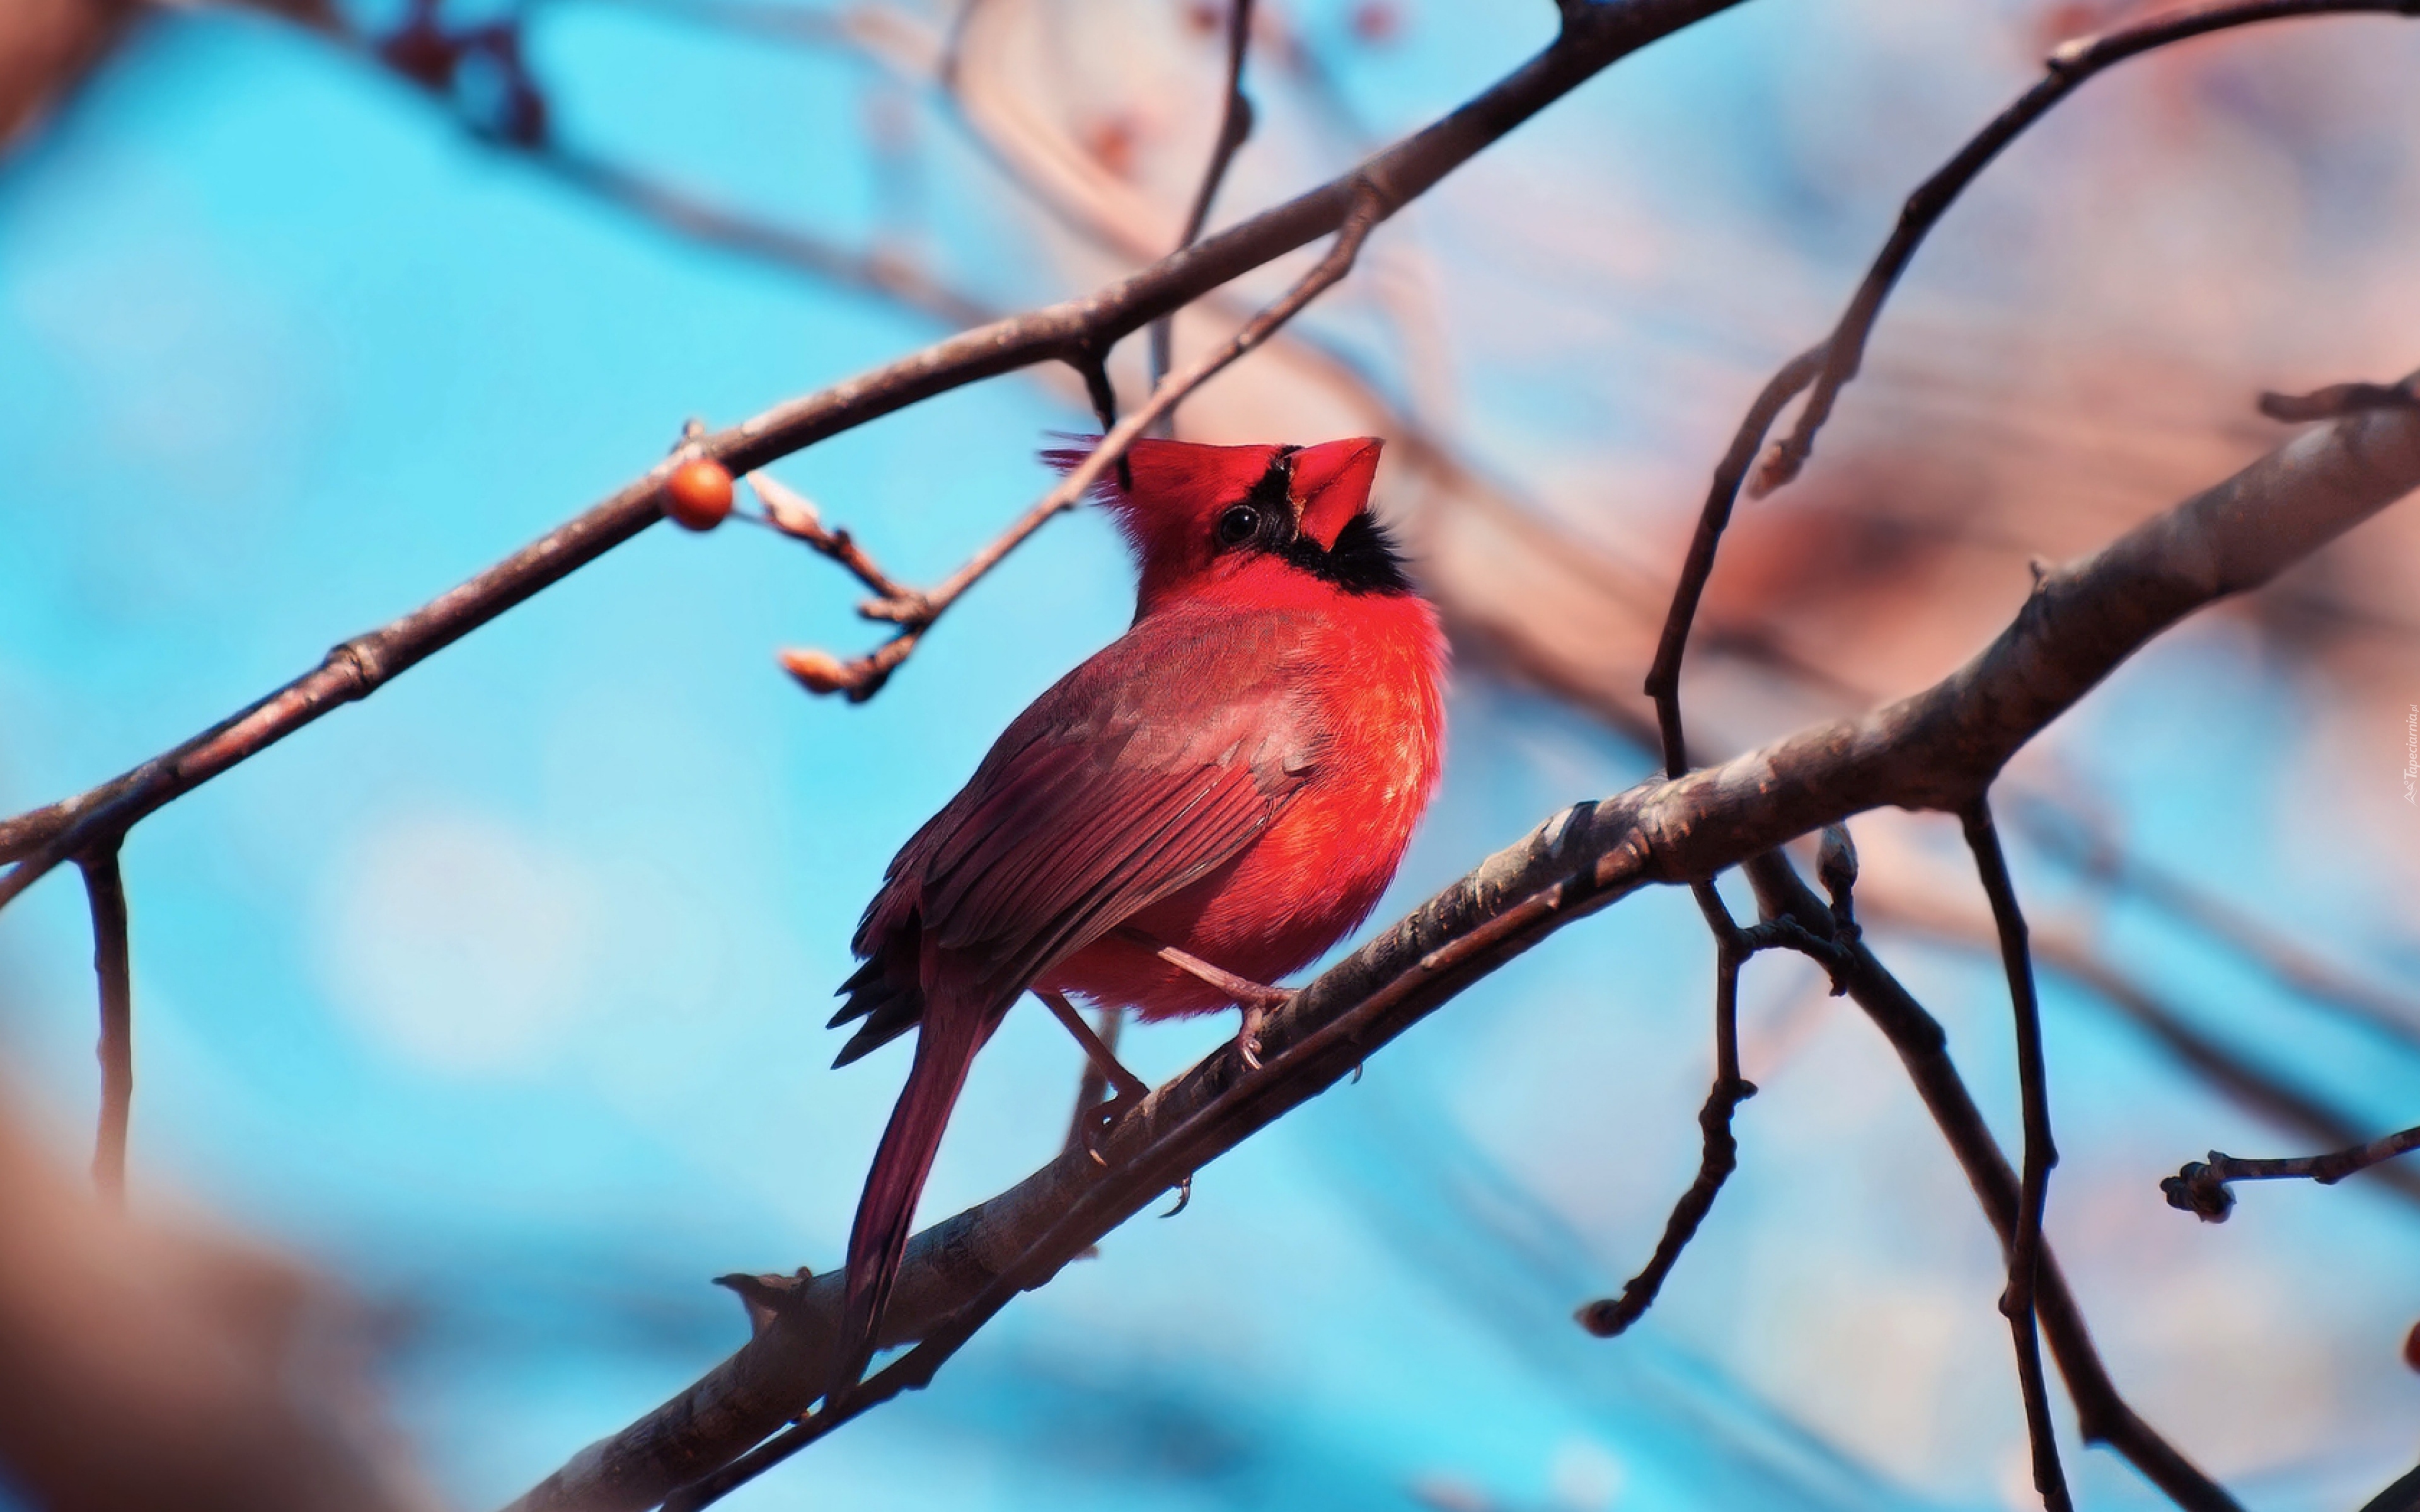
504, 376, 2419, 1512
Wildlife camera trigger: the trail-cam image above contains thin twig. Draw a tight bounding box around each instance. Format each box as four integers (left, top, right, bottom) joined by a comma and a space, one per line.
1576, 923, 1755, 1336
76, 845, 132, 1207
1644, 0, 2419, 777
1960, 797, 2070, 1512
1148, 0, 1257, 433
2163, 1122, 2420, 1222
2257, 376, 2420, 422
1743, 853, 2242, 1512
1577, 885, 1862, 1337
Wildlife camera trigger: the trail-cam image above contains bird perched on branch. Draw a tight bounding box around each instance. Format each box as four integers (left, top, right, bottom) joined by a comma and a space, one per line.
827, 435, 1447, 1383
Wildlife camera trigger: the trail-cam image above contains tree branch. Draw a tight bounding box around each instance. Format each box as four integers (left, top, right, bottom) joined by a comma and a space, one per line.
0, 0, 1748, 903
1644, 0, 2419, 776
1574, 912, 1840, 1337
502, 366, 2417, 1512
1855, 885, 2420, 1210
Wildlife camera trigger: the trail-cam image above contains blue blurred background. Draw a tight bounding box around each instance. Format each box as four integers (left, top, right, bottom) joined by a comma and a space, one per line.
5, 1, 2420, 1508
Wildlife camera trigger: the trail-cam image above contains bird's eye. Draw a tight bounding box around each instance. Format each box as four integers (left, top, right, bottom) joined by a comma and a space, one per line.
1215, 504, 1261, 547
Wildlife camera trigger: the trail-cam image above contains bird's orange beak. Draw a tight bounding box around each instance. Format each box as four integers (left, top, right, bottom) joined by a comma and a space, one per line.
1289, 437, 1384, 550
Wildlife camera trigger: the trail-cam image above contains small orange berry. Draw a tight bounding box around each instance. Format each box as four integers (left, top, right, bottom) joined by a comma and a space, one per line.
2404, 1320, 2420, 1373
665, 458, 734, 530
779, 646, 854, 696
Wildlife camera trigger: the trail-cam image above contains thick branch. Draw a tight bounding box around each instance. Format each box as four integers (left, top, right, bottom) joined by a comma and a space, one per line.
0, 0, 1744, 902
500, 365, 2416, 1512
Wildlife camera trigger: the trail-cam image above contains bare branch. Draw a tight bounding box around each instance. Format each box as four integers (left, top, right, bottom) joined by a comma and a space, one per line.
74, 844, 132, 1207
1644, 0, 2419, 776
2257, 376, 2420, 423
1576, 926, 1753, 1337
2164, 1123, 2420, 1222
744, 472, 919, 607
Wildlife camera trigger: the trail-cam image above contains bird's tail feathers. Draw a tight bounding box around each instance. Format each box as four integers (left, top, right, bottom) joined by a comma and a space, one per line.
838, 986, 993, 1383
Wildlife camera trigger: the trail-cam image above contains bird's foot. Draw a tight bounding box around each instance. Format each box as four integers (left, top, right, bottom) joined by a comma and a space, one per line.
1114, 927, 1293, 1068
1233, 986, 1296, 1070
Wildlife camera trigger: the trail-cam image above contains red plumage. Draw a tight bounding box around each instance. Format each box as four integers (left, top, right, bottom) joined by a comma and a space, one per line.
829, 436, 1448, 1378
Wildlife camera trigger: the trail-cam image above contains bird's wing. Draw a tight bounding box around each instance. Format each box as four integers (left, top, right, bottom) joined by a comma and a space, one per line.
831, 607, 1317, 1063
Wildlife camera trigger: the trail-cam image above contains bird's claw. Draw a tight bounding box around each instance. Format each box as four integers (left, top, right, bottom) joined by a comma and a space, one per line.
1236, 1002, 1269, 1070
1161, 1173, 1194, 1217
1230, 987, 1298, 1071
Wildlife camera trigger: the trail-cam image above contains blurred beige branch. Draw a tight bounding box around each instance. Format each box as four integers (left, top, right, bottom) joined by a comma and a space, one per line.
0, 1082, 438, 1512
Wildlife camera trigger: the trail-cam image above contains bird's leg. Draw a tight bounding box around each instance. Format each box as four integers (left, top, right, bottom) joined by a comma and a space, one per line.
1037, 988, 1148, 1163
1115, 927, 1293, 1071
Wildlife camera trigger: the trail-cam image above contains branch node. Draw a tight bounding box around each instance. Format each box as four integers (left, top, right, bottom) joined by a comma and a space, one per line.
327, 638, 388, 695
1743, 437, 1799, 500
2044, 34, 2098, 72
713, 1268, 817, 1339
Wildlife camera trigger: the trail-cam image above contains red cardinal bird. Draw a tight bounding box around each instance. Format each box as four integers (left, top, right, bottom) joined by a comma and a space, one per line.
827, 435, 1447, 1378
